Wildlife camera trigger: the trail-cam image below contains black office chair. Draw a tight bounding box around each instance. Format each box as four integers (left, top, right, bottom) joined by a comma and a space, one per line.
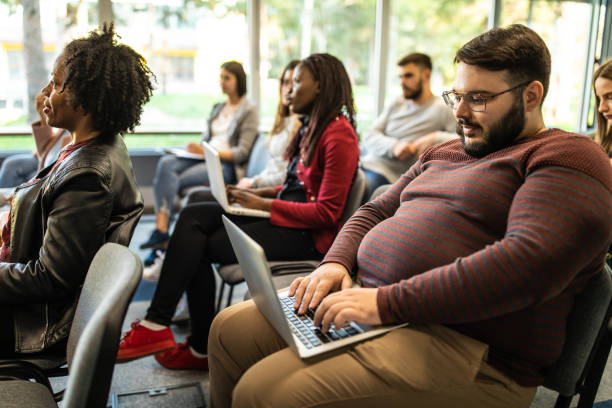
543, 263, 612, 407
0, 243, 143, 407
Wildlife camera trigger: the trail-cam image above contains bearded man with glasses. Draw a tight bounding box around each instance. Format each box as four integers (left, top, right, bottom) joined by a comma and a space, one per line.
207, 24, 612, 408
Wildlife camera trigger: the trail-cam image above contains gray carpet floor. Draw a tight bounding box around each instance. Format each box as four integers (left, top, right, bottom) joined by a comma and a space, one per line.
52, 215, 612, 407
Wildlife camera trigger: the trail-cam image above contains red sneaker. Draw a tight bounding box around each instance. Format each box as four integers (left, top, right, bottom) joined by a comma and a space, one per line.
154, 341, 209, 370
117, 319, 176, 362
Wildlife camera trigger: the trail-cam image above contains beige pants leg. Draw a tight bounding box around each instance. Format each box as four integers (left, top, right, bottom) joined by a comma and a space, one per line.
208, 301, 537, 408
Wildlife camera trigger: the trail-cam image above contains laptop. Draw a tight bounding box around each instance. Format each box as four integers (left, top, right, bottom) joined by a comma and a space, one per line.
202, 142, 270, 218
222, 215, 408, 359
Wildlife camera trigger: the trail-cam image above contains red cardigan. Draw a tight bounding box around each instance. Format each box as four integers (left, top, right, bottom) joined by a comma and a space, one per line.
270, 115, 359, 254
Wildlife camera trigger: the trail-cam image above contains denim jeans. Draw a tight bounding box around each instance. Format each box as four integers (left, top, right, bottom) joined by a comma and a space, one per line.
0, 154, 38, 188
152, 154, 236, 216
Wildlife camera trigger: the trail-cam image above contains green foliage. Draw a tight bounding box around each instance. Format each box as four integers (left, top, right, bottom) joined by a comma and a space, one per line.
0, 115, 26, 127
0, 0, 19, 9
0, 133, 199, 151
0, 135, 34, 150
310, 0, 377, 85
263, 0, 377, 85
153, 0, 246, 28
146, 93, 215, 119
392, 0, 489, 87
122, 133, 197, 148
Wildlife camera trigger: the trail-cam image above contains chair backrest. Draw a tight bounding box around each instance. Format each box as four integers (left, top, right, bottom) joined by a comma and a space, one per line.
543, 264, 612, 397
340, 169, 367, 224
246, 133, 270, 178
63, 243, 143, 408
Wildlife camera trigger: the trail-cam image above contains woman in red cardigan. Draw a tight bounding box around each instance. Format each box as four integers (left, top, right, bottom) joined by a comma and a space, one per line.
117, 53, 360, 370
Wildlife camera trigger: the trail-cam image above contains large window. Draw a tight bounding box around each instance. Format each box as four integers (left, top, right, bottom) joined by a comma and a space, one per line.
0, 0, 608, 150
0, 0, 247, 139
500, 0, 595, 130
258, 0, 301, 131
113, 1, 247, 133
260, 0, 376, 134
386, 0, 490, 117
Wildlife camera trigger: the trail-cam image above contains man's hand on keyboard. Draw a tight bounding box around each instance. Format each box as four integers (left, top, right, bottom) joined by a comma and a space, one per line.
313, 288, 381, 333
289, 262, 352, 315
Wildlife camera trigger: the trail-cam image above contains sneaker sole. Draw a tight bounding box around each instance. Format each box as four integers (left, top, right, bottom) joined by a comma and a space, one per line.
139, 241, 169, 250
171, 316, 190, 325
155, 356, 209, 371
116, 339, 177, 363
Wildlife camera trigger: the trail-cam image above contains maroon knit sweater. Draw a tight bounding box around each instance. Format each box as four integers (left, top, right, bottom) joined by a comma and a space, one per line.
323, 128, 612, 386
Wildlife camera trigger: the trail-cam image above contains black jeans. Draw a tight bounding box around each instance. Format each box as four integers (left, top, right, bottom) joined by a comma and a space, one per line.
145, 202, 322, 354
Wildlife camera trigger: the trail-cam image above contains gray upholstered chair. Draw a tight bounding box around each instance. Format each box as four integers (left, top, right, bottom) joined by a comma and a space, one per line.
215, 168, 367, 310
244, 131, 271, 177
0, 243, 143, 407
543, 263, 612, 408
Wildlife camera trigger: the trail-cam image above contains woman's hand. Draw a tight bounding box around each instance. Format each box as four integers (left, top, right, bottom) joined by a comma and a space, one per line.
227, 186, 273, 211
227, 185, 276, 198
218, 149, 234, 161
185, 142, 204, 156
249, 187, 277, 198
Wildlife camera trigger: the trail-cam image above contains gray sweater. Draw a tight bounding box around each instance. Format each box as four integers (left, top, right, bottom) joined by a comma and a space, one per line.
201, 97, 259, 180
361, 95, 456, 183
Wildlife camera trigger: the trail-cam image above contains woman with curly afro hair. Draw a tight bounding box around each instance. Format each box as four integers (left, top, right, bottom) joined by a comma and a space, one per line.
0, 24, 150, 356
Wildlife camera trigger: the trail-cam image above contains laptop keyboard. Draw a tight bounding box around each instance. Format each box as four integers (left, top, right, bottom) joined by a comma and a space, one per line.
279, 295, 362, 349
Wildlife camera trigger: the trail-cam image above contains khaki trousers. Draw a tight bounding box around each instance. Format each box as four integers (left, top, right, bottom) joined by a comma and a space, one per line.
208, 300, 536, 408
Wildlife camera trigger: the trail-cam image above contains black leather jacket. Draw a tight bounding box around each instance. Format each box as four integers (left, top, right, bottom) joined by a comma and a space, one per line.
0, 133, 143, 353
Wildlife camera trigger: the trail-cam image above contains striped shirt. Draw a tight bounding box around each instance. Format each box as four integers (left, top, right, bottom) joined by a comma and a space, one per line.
324, 128, 612, 386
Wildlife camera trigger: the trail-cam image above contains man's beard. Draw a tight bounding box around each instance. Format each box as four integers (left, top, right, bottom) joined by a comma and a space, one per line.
403, 79, 423, 100
456, 97, 525, 158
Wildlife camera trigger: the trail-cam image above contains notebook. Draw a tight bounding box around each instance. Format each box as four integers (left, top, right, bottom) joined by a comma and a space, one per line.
222, 215, 408, 359
163, 147, 205, 161
202, 142, 270, 218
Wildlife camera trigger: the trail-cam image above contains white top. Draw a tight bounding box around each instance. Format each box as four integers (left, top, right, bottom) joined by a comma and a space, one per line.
209, 105, 236, 151
361, 95, 457, 183
251, 116, 297, 188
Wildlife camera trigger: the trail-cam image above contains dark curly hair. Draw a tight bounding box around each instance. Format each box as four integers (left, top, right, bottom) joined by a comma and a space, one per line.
283, 53, 356, 166
60, 23, 155, 135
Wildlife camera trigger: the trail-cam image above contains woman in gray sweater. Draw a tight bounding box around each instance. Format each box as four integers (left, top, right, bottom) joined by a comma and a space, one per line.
141, 61, 258, 261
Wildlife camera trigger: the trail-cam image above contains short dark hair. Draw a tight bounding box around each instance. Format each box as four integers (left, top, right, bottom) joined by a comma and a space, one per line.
397, 53, 432, 71
454, 24, 551, 103
62, 23, 155, 135
221, 60, 247, 97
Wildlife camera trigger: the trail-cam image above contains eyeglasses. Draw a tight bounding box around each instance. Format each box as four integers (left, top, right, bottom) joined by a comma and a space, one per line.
442, 81, 532, 112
